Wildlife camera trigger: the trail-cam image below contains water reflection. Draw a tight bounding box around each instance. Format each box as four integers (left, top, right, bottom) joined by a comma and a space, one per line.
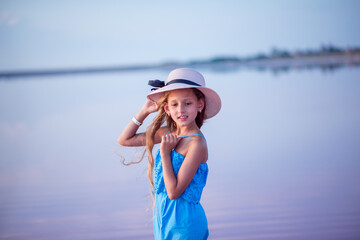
0, 69, 360, 239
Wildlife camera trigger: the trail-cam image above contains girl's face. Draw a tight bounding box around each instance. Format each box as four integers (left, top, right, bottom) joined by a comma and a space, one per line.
164, 89, 204, 128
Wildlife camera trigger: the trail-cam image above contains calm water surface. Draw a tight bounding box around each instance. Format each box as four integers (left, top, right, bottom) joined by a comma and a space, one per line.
1, 68, 360, 239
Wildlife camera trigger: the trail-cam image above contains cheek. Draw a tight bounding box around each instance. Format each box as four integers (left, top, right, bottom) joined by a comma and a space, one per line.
168, 109, 177, 117
189, 106, 199, 115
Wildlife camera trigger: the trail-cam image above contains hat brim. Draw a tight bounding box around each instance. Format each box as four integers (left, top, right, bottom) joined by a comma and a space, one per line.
147, 84, 221, 119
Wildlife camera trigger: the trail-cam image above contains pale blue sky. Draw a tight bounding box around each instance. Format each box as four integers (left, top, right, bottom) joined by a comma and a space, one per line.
0, 0, 359, 71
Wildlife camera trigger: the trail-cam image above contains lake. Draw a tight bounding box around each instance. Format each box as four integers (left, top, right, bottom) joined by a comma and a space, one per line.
1, 67, 360, 239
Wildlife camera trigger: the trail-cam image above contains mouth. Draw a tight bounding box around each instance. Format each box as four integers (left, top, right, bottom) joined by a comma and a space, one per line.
178, 115, 188, 121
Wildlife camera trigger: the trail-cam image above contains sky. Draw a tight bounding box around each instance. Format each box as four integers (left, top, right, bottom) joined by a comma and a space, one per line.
0, 0, 359, 71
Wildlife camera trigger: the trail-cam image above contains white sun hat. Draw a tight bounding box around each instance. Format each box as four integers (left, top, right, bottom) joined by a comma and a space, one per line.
147, 68, 221, 119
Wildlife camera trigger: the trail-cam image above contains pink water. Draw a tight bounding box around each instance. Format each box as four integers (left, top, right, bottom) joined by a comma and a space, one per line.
1, 68, 360, 239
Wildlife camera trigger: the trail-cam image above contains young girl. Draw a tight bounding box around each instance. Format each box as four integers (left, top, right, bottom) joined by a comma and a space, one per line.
118, 68, 221, 240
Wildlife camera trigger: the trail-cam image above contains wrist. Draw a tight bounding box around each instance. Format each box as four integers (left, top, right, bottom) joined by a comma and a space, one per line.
160, 148, 172, 157
139, 107, 151, 118
132, 117, 142, 126
134, 109, 149, 124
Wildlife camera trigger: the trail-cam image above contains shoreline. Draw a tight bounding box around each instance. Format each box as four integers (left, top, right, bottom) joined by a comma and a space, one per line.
1, 48, 360, 79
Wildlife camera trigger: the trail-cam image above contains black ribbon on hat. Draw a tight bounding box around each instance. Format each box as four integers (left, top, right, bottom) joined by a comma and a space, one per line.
148, 80, 165, 91
148, 79, 201, 91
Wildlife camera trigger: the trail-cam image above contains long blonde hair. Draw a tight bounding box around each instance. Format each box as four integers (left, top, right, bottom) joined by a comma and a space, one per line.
145, 88, 206, 197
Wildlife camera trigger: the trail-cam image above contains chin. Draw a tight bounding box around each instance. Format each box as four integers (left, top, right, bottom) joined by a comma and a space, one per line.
177, 122, 188, 127
177, 120, 196, 128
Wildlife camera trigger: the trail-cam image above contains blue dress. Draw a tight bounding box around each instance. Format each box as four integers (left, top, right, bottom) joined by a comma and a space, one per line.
153, 134, 209, 240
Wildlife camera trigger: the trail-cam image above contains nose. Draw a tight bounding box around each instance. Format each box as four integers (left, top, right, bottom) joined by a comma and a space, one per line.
178, 103, 185, 113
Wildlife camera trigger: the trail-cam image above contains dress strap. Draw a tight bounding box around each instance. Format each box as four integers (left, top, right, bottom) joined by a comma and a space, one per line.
166, 131, 208, 160
165, 130, 206, 141
177, 134, 206, 141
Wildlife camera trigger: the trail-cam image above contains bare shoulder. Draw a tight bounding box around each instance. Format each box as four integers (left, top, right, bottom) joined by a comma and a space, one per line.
185, 135, 207, 164
188, 135, 207, 152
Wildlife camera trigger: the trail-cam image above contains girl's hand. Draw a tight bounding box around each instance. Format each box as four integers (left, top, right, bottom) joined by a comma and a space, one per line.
160, 134, 180, 155
141, 99, 159, 115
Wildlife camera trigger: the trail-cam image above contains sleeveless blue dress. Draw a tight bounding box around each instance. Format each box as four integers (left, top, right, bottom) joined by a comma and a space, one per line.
153, 134, 209, 240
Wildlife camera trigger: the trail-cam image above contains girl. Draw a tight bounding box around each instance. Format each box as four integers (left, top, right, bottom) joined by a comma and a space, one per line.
118, 68, 221, 240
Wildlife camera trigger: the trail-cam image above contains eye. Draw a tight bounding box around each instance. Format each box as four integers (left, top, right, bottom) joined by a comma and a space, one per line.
172, 103, 178, 107
186, 102, 192, 106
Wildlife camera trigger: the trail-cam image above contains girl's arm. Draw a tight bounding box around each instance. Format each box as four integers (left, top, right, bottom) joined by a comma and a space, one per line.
160, 134, 207, 200
118, 100, 160, 146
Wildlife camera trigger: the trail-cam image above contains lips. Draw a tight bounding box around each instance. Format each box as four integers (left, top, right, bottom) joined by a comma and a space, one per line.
178, 115, 188, 121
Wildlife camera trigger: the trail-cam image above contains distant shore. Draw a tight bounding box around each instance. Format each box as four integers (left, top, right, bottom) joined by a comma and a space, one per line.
1, 45, 360, 79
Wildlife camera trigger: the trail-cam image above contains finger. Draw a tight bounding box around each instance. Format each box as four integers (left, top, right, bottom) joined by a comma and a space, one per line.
174, 136, 180, 146
154, 101, 159, 109
170, 134, 177, 142
150, 100, 155, 107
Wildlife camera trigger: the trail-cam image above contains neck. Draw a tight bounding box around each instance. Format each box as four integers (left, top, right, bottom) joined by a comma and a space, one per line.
175, 123, 199, 136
